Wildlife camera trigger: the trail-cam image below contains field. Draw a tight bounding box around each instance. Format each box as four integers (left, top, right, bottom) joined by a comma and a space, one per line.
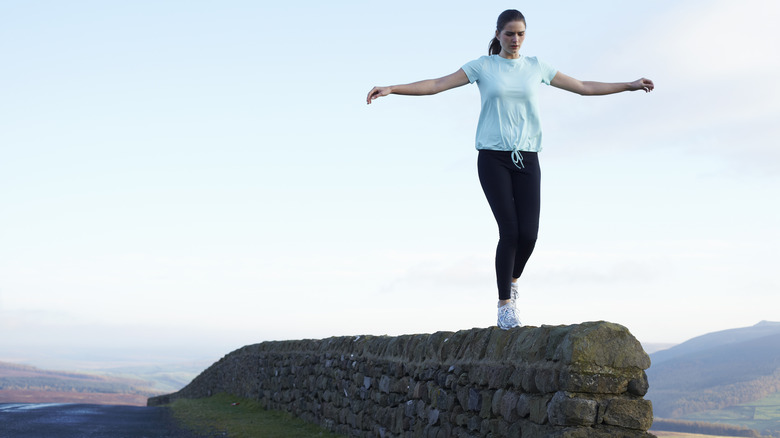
0, 361, 163, 406
0, 389, 148, 406
653, 432, 742, 438
679, 392, 780, 436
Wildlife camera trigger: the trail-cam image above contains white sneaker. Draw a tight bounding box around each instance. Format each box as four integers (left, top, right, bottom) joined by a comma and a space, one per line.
497, 302, 521, 330
510, 282, 519, 303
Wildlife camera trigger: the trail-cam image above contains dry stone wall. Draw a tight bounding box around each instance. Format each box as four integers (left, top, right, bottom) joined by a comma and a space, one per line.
149, 321, 654, 438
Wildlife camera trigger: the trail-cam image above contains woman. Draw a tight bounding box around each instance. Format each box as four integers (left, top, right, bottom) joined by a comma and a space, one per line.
366, 9, 654, 330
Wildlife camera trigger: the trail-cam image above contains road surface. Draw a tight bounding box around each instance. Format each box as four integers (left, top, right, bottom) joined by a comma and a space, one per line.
0, 403, 216, 438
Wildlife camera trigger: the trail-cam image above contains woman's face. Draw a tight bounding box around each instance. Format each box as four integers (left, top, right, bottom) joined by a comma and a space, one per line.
496, 20, 526, 59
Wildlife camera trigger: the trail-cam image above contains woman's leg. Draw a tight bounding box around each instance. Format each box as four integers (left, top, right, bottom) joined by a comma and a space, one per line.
477, 151, 521, 302
478, 151, 542, 301
510, 153, 541, 281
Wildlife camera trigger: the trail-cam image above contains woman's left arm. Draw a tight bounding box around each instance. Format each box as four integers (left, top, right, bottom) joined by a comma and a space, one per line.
550, 71, 654, 96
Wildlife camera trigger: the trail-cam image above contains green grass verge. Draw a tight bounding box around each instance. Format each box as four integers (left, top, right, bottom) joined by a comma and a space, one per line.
680, 392, 780, 436
168, 393, 345, 438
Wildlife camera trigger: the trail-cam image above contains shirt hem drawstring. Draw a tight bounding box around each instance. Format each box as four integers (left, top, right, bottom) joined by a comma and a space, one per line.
511, 149, 524, 170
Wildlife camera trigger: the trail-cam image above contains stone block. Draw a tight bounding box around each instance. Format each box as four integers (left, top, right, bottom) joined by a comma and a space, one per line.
495, 419, 510, 437
529, 394, 552, 424
413, 381, 424, 399
467, 415, 482, 432
500, 391, 520, 422
393, 406, 405, 433
560, 371, 628, 394
435, 369, 449, 388
491, 388, 506, 416
367, 388, 383, 403
428, 408, 440, 426
547, 391, 597, 427
421, 382, 434, 404
507, 420, 522, 438
397, 376, 413, 395
351, 399, 365, 413
516, 393, 531, 418
467, 388, 481, 412
601, 398, 653, 430
445, 373, 457, 390
488, 366, 514, 389
456, 386, 469, 411
443, 393, 457, 412
480, 390, 494, 418
468, 365, 491, 387
552, 321, 651, 369
448, 405, 463, 423
429, 388, 443, 408
628, 371, 649, 396
522, 367, 539, 393
380, 375, 392, 394
416, 400, 427, 419
403, 400, 415, 418
485, 328, 515, 361
534, 366, 560, 393
509, 365, 526, 388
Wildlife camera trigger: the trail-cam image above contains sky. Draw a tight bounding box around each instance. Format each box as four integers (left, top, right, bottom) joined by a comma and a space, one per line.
1, 0, 779, 369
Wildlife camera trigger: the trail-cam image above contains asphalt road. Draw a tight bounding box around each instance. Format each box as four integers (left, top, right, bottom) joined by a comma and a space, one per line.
0, 403, 214, 438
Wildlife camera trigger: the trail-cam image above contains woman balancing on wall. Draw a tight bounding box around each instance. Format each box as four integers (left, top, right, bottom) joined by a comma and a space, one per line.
366, 9, 654, 330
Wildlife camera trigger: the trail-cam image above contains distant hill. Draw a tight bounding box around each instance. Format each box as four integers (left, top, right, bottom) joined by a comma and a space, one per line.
0, 361, 165, 406
647, 321, 780, 418
652, 321, 780, 365
643, 342, 678, 354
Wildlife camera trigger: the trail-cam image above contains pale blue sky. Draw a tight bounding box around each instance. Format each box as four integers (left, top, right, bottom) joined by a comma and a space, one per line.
1, 0, 778, 367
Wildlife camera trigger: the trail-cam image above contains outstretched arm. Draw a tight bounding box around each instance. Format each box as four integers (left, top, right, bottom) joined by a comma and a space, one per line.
366, 69, 470, 104
550, 71, 654, 96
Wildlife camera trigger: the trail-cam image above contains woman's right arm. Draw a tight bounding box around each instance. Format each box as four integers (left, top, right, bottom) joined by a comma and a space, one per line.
366, 69, 470, 104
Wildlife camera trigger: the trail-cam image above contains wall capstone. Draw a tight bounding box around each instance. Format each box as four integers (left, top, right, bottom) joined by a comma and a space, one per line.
149, 321, 654, 438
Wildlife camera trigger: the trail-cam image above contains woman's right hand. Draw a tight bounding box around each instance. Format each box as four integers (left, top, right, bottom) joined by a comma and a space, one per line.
366, 86, 392, 104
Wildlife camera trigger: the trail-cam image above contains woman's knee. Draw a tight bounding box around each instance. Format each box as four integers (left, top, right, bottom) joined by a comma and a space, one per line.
516, 235, 537, 251
497, 223, 520, 244
515, 227, 538, 251
498, 223, 537, 244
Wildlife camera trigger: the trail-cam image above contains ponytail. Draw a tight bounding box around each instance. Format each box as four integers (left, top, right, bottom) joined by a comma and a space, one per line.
489, 9, 526, 55
488, 38, 502, 55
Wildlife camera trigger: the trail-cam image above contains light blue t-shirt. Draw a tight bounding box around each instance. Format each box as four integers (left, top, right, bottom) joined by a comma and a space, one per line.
461, 55, 557, 152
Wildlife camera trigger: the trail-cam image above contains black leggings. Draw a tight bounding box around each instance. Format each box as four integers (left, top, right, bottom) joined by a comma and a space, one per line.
477, 150, 541, 301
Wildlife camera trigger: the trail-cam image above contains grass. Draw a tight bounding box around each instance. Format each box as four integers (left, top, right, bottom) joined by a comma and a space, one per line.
679, 392, 780, 436
168, 393, 345, 438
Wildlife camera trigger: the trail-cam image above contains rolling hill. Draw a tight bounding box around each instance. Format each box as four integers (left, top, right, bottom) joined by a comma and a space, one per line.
647, 321, 780, 432
652, 321, 780, 365
0, 361, 165, 406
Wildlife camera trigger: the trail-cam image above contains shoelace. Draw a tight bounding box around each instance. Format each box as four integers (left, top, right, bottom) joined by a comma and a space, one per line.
511, 149, 524, 170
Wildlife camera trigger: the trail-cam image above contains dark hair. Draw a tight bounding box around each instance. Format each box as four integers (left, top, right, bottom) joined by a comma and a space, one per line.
489, 9, 526, 55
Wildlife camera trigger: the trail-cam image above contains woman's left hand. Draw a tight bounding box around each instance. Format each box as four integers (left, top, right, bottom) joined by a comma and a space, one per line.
630, 78, 654, 93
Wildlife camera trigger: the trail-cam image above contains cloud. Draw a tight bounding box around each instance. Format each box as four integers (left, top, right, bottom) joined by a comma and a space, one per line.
631, 1, 780, 160
377, 251, 492, 294
654, 1, 780, 78
541, 0, 780, 171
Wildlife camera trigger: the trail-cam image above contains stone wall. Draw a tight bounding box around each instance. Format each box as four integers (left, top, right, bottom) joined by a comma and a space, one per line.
149, 321, 654, 438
